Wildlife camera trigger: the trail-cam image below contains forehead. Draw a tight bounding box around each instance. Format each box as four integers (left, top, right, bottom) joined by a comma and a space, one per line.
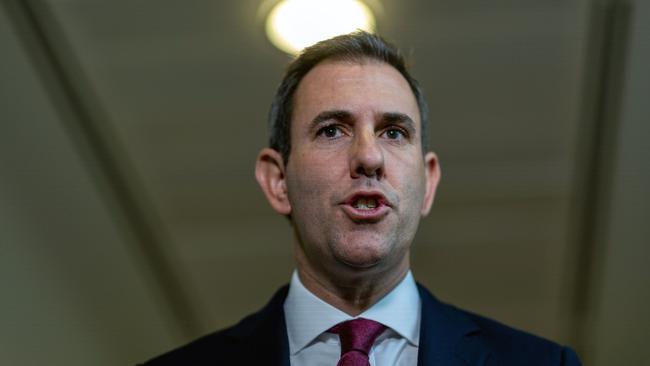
292, 59, 420, 125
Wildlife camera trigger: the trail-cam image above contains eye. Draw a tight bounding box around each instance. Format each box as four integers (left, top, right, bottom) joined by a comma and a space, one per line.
382, 128, 406, 140
317, 125, 344, 139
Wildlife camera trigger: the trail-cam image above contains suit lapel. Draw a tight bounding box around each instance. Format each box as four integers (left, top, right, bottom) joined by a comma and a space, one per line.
417, 284, 492, 366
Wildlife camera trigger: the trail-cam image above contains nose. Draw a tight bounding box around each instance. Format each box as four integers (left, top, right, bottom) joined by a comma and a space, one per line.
349, 130, 385, 179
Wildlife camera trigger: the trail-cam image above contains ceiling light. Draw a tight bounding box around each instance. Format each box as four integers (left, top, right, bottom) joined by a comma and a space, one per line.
265, 0, 376, 55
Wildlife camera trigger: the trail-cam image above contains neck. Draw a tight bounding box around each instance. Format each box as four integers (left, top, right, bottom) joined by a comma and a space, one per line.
295, 246, 410, 316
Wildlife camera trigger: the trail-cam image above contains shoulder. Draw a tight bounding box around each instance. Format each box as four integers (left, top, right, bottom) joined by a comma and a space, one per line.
417, 284, 581, 365
138, 310, 271, 365
139, 286, 290, 366
456, 306, 581, 365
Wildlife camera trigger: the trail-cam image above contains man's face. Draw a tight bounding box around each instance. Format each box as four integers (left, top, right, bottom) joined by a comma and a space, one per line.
263, 59, 439, 280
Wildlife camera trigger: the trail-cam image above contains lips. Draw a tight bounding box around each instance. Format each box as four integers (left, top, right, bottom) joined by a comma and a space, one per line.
341, 191, 391, 222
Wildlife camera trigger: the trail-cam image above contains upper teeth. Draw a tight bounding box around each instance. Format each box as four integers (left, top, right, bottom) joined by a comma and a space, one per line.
354, 198, 378, 209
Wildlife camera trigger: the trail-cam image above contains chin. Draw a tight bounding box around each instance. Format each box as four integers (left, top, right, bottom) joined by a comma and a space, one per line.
332, 240, 389, 270
338, 256, 382, 269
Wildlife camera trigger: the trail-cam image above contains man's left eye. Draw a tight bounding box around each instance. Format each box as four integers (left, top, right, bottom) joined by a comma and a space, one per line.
383, 128, 405, 140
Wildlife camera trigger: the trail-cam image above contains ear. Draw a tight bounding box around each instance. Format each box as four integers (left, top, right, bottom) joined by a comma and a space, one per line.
420, 151, 441, 216
255, 148, 292, 215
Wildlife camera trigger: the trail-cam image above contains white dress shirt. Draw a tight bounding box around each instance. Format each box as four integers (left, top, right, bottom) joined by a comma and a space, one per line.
283, 270, 421, 366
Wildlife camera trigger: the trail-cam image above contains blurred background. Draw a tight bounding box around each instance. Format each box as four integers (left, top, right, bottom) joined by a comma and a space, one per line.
1, 0, 648, 364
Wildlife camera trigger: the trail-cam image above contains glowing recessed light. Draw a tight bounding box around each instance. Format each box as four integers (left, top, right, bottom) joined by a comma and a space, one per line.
265, 0, 376, 55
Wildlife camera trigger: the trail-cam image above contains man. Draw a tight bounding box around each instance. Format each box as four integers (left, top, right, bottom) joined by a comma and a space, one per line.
142, 31, 581, 365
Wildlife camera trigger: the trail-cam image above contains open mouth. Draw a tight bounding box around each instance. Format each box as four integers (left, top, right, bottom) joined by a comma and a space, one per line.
341, 192, 391, 221
352, 197, 379, 210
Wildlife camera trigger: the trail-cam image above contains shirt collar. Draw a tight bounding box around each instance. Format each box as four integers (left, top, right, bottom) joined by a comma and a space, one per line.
284, 270, 421, 355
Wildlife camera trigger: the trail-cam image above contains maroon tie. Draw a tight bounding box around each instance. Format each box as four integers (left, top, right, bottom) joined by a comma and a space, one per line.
328, 318, 387, 366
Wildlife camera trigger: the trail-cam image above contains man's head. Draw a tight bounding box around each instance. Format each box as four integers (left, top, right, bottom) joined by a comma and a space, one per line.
268, 31, 429, 164
256, 31, 440, 286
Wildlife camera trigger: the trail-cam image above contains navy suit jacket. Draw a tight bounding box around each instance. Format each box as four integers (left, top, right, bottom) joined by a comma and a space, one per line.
141, 284, 581, 365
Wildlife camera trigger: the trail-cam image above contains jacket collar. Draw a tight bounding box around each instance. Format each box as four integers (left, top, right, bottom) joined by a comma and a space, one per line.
227, 283, 491, 366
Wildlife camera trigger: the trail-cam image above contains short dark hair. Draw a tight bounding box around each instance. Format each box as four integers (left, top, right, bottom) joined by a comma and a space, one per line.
268, 31, 429, 164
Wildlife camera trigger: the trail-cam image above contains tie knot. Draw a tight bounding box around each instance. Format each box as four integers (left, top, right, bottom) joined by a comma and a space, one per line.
329, 318, 386, 356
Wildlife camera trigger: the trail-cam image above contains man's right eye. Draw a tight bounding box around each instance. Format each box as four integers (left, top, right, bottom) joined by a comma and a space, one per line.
317, 125, 343, 138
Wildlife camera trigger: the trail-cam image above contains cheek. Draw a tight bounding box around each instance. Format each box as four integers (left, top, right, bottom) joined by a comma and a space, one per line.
288, 152, 343, 193
286, 167, 332, 210
290, 175, 320, 197
395, 165, 427, 210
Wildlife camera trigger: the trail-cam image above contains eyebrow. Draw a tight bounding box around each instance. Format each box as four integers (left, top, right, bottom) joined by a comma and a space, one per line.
309, 110, 354, 128
380, 112, 416, 132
